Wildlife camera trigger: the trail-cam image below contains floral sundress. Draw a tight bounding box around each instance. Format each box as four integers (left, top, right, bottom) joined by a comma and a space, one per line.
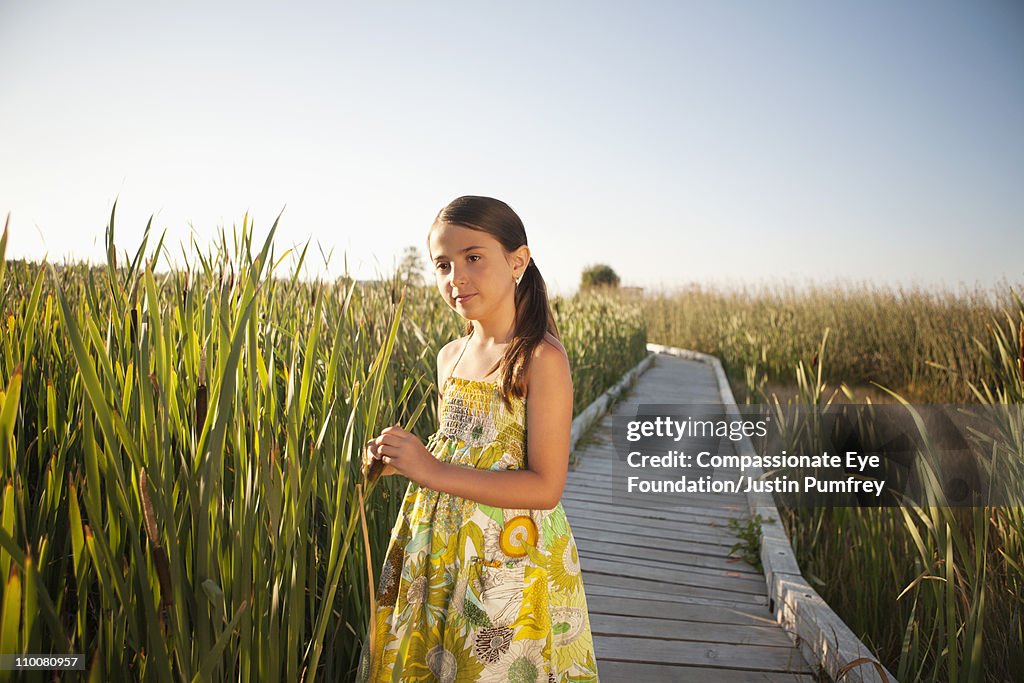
356, 346, 599, 682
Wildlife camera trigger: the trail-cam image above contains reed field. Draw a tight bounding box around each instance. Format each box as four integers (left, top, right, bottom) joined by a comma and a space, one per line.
0, 212, 646, 681
2, 204, 1020, 682
642, 282, 1019, 404
640, 283, 1024, 682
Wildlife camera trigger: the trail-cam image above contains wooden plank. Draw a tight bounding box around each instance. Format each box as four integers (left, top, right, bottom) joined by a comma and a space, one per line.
581, 571, 768, 607
576, 543, 760, 577
561, 501, 745, 532
581, 557, 766, 596
596, 661, 818, 683
576, 541, 757, 576
584, 583, 769, 610
569, 520, 739, 550
561, 482, 747, 509
589, 613, 794, 648
571, 527, 743, 559
560, 491, 746, 521
586, 593, 776, 627
573, 532, 746, 569
562, 481, 749, 508
593, 635, 812, 673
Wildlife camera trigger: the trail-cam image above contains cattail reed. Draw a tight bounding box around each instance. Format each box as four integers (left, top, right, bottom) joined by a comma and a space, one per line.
363, 441, 384, 484
195, 348, 207, 442
139, 469, 159, 542
148, 372, 159, 402
1018, 319, 1023, 385
140, 469, 173, 611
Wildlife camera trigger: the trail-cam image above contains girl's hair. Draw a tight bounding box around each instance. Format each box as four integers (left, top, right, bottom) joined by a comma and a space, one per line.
430, 195, 559, 407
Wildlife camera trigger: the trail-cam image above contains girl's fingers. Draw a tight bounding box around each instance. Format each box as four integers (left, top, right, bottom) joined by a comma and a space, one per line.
377, 433, 408, 449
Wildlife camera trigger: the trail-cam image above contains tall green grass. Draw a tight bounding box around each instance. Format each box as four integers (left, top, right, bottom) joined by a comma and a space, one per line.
0, 211, 646, 680
640, 283, 1024, 682
643, 282, 1017, 403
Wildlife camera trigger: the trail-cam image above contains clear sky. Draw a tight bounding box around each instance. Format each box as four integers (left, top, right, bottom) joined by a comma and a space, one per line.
2, 1, 1022, 295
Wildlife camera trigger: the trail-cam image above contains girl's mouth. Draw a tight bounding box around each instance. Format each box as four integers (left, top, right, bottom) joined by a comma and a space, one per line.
455, 294, 475, 303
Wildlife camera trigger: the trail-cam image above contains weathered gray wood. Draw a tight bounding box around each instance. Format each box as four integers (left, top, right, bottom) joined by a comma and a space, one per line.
642, 345, 896, 682
593, 634, 811, 672
576, 540, 759, 576
567, 514, 745, 547
583, 583, 769, 610
581, 556, 767, 594
596, 661, 818, 682
562, 503, 742, 535
578, 548, 759, 583
589, 613, 794, 647
562, 352, 828, 679
562, 485, 750, 510
562, 499, 747, 527
572, 533, 741, 564
580, 570, 769, 607
587, 593, 777, 626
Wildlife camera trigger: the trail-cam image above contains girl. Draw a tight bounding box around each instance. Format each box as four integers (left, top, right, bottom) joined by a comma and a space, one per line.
356, 196, 599, 682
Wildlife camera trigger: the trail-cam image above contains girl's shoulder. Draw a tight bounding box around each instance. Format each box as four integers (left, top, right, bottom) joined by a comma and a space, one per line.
535, 332, 567, 360
525, 333, 571, 390
438, 334, 470, 358
436, 334, 471, 379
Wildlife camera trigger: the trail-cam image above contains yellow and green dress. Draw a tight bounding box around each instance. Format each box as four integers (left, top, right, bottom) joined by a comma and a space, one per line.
357, 376, 599, 682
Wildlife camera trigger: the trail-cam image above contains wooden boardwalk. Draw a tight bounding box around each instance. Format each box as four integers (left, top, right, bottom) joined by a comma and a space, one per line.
563, 353, 818, 682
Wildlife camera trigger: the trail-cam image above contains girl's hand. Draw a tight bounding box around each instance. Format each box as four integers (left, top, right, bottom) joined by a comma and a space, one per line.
373, 425, 442, 487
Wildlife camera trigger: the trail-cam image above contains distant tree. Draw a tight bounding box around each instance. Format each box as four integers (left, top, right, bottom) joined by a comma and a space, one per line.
580, 264, 620, 290
398, 246, 425, 286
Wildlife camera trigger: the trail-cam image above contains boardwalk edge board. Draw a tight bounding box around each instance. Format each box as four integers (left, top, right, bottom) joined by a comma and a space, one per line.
569, 352, 656, 457
646, 343, 898, 683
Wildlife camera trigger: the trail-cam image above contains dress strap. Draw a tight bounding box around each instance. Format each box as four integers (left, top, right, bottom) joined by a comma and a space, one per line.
442, 329, 475, 397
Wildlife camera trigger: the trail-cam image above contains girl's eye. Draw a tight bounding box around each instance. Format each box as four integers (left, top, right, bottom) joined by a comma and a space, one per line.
435, 262, 450, 271
468, 254, 481, 262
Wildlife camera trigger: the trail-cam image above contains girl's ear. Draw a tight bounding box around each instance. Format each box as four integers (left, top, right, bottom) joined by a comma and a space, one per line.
510, 245, 530, 276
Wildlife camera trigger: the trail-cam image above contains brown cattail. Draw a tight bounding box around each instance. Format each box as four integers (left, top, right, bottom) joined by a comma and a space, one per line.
363, 440, 385, 484
139, 469, 173, 610
195, 349, 208, 442
130, 270, 142, 348
1018, 320, 1023, 385
811, 351, 819, 370
139, 469, 159, 543
152, 547, 173, 611
148, 372, 160, 402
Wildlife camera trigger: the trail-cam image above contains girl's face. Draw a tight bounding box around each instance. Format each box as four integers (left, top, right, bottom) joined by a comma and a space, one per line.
428, 222, 528, 320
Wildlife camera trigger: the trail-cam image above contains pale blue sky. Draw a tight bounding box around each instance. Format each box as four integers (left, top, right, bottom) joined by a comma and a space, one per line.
2, 1, 1022, 294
